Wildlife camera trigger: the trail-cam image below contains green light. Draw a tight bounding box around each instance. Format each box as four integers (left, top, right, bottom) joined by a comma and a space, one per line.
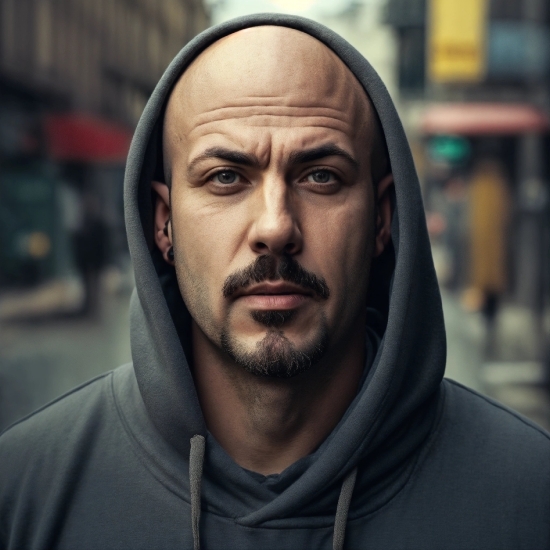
428, 135, 471, 163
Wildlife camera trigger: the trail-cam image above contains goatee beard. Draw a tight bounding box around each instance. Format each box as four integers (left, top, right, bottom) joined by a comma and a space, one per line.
220, 317, 329, 379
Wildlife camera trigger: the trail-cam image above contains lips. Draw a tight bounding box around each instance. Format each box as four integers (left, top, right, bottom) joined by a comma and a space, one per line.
233, 282, 312, 310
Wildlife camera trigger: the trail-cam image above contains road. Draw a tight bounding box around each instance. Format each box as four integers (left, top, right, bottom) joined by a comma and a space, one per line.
1, 287, 548, 432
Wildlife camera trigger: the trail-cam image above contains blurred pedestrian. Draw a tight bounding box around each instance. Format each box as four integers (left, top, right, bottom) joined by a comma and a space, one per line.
72, 192, 107, 316
467, 158, 511, 356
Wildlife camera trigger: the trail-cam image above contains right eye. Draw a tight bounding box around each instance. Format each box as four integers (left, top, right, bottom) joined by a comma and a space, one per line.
211, 170, 241, 184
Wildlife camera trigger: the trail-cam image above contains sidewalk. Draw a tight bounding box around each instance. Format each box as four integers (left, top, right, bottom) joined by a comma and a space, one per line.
442, 290, 550, 431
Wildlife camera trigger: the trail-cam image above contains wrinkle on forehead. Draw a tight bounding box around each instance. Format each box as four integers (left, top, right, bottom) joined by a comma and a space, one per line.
164, 26, 376, 170
189, 113, 353, 138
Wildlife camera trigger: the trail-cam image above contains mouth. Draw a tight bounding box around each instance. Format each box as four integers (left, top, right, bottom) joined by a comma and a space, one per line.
233, 282, 313, 310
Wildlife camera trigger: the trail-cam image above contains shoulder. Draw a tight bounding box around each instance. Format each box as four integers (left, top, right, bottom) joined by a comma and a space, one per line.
0, 369, 120, 483
1, 370, 114, 442
0, 365, 140, 545
433, 379, 550, 495
441, 378, 550, 449
378, 380, 550, 547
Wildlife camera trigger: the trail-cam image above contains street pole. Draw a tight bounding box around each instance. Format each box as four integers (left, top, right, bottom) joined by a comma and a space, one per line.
515, 0, 549, 362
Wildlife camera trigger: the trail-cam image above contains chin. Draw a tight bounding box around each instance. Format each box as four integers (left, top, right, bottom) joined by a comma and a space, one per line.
220, 316, 330, 379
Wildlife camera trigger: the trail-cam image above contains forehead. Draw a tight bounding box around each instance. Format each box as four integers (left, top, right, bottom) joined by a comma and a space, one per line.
164, 26, 375, 154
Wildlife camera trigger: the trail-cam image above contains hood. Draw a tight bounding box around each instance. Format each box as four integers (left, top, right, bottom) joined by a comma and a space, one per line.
124, 13, 446, 527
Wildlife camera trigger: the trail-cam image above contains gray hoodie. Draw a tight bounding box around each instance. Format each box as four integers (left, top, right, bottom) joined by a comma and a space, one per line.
1, 14, 549, 550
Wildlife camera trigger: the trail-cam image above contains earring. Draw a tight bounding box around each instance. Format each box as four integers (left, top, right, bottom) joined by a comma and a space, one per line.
168, 247, 174, 262
163, 219, 169, 237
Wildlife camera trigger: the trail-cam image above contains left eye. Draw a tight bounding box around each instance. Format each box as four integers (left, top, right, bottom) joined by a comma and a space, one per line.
212, 171, 241, 184
306, 170, 335, 184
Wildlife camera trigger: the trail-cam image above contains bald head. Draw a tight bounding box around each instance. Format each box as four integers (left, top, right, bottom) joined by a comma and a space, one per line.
162, 26, 388, 186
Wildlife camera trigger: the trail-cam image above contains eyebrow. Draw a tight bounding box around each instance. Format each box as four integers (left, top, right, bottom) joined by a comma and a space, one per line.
186, 143, 359, 177
187, 147, 260, 177
288, 144, 359, 170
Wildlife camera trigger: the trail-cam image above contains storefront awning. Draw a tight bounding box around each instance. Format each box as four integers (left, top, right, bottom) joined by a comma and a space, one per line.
44, 113, 133, 163
421, 103, 550, 135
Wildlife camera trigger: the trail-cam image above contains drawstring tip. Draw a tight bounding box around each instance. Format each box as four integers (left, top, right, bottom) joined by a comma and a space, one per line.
190, 435, 206, 550
333, 467, 358, 550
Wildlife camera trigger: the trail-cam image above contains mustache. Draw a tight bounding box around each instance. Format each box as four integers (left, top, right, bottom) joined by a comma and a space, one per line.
222, 255, 330, 300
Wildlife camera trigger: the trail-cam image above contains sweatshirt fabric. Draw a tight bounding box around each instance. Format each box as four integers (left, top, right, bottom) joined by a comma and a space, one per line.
1, 14, 549, 550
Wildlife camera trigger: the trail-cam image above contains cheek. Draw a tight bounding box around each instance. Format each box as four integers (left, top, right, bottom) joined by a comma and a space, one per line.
170, 192, 247, 322
303, 190, 374, 303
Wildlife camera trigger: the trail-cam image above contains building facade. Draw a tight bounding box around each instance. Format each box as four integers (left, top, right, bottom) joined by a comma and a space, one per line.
0, 0, 209, 126
0, 0, 209, 294
385, 0, 550, 367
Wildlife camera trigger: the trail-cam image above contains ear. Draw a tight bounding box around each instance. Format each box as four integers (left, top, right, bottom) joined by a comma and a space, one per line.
374, 173, 394, 258
152, 180, 174, 265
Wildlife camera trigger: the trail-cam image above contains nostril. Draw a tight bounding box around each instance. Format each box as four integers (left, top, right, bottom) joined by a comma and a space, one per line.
256, 241, 268, 251
283, 242, 296, 253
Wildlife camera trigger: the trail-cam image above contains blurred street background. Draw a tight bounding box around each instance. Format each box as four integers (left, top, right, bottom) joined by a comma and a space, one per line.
0, 0, 549, 432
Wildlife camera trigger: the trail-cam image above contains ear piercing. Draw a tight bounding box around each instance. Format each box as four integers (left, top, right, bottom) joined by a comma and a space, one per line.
163, 220, 174, 262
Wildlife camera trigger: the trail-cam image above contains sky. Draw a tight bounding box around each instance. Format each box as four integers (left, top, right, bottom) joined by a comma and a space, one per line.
206, 0, 374, 25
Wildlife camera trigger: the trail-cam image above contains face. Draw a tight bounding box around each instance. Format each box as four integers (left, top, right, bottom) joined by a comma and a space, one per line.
155, 27, 392, 378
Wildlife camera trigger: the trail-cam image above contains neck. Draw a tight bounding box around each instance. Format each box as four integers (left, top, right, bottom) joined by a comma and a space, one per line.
192, 322, 365, 475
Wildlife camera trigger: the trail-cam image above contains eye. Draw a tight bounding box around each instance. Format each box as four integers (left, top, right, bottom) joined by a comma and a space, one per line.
212, 170, 242, 185
305, 170, 337, 184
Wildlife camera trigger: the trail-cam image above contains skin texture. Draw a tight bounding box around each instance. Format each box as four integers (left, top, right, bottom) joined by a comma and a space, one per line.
152, 26, 393, 474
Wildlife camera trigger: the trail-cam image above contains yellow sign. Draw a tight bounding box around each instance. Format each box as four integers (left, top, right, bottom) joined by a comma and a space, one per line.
428, 0, 488, 83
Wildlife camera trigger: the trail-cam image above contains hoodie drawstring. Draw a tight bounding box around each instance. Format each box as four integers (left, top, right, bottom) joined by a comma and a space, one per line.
190, 435, 206, 550
189, 436, 356, 550
333, 466, 358, 550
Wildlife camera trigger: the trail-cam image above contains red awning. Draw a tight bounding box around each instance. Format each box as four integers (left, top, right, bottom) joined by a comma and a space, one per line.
44, 113, 133, 163
421, 103, 550, 136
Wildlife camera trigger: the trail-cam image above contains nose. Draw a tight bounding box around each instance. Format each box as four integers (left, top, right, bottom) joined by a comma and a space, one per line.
248, 178, 303, 256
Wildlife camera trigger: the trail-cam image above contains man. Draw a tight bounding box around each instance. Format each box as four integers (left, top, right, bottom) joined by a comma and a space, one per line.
1, 15, 548, 550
